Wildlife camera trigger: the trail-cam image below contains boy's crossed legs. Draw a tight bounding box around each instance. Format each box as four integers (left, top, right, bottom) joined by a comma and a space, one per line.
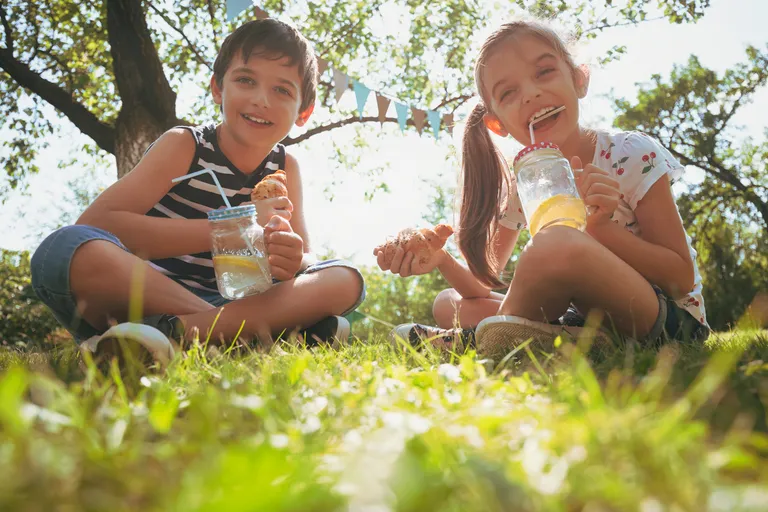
32, 225, 365, 360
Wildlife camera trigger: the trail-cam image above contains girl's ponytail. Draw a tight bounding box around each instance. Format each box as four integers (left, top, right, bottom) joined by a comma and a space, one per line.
458, 103, 508, 289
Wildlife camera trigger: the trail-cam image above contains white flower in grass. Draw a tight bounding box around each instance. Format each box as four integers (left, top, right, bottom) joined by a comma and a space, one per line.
343, 429, 364, 449
377, 378, 404, 396
300, 415, 322, 434
640, 498, 664, 512
446, 425, 485, 449
444, 389, 462, 404
437, 363, 462, 382
231, 394, 264, 410
304, 396, 328, 415
270, 433, 290, 449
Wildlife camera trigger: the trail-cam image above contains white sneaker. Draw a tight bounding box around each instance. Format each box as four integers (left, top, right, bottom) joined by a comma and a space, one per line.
80, 323, 175, 366
475, 315, 612, 359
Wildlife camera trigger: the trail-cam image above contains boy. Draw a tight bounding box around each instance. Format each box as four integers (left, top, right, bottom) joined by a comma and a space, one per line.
30, 19, 365, 363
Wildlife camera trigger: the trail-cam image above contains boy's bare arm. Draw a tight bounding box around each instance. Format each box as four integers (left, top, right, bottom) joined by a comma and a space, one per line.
77, 129, 212, 259
283, 152, 315, 267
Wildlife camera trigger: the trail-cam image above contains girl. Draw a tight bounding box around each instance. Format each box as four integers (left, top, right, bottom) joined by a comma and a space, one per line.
375, 20, 710, 354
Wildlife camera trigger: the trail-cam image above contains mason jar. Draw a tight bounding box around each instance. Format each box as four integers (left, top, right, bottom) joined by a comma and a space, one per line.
207, 205, 272, 299
511, 141, 587, 236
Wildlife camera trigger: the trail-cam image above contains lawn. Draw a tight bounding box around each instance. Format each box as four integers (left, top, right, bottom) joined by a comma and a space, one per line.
0, 330, 767, 511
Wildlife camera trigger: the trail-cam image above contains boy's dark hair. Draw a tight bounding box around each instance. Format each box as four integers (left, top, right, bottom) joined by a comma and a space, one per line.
213, 19, 318, 113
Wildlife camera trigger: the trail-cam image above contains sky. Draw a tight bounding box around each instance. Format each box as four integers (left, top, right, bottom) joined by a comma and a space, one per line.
1, 0, 767, 266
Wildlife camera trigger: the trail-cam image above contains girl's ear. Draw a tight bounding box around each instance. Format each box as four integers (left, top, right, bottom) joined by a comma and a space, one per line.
575, 64, 590, 99
483, 113, 508, 137
295, 103, 314, 127
211, 75, 223, 105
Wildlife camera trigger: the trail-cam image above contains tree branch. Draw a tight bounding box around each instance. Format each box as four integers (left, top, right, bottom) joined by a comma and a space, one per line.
284, 114, 433, 145
0, 48, 116, 153
0, 4, 13, 52
207, 0, 219, 50
147, 3, 211, 72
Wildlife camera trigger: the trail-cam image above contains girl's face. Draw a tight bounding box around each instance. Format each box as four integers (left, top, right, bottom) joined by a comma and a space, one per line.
481, 35, 586, 147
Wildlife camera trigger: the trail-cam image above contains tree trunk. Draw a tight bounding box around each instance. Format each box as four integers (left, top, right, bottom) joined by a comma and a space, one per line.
107, 0, 181, 177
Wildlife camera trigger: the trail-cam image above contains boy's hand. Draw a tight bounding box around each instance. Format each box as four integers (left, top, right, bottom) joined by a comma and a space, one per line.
264, 216, 303, 281
571, 156, 621, 229
253, 197, 293, 227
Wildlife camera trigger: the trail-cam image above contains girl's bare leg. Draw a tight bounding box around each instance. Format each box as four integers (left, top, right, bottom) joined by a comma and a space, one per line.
432, 289, 504, 329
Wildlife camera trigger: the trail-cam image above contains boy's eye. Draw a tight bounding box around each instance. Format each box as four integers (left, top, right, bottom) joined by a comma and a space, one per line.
236, 77, 255, 85
275, 86, 292, 96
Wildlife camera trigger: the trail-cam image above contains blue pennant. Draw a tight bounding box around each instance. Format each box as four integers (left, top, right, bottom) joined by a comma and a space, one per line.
395, 102, 408, 133
352, 80, 371, 119
427, 110, 441, 139
227, 0, 252, 22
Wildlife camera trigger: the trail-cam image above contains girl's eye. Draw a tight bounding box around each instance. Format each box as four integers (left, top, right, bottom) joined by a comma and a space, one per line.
500, 89, 517, 101
537, 68, 555, 78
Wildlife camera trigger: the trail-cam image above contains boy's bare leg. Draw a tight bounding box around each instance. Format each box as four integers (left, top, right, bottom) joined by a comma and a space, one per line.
432, 289, 504, 329
70, 240, 214, 331
177, 267, 362, 343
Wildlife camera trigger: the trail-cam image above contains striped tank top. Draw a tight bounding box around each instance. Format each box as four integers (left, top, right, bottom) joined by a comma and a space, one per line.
147, 122, 285, 293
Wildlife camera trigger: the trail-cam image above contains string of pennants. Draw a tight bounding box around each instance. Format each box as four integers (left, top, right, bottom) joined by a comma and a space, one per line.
225, 0, 456, 139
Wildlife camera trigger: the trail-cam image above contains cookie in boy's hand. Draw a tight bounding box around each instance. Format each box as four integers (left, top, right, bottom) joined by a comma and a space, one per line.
376, 224, 454, 267
251, 170, 288, 200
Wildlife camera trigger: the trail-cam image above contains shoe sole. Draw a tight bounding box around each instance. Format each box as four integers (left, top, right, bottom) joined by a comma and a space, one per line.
81, 323, 175, 367
475, 315, 611, 360
330, 316, 351, 349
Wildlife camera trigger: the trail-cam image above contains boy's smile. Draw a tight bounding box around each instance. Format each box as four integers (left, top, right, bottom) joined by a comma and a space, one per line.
211, 51, 309, 167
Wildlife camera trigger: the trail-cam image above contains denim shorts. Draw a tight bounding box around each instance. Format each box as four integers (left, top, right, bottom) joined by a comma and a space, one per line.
561, 285, 710, 343
31, 225, 366, 342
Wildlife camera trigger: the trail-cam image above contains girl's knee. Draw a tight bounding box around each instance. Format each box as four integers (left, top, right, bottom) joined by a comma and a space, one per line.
517, 226, 591, 280
433, 288, 461, 328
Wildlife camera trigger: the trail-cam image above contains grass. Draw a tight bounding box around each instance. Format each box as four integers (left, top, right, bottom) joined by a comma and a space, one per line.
1, 329, 767, 511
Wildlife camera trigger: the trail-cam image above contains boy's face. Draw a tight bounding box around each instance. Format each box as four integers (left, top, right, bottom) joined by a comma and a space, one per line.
211, 50, 311, 148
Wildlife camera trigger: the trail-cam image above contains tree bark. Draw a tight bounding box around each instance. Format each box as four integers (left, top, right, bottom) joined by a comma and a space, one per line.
106, 0, 181, 177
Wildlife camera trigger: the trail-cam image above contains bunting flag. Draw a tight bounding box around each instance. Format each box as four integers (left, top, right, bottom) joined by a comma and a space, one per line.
353, 80, 371, 119
442, 113, 455, 133
226, 0, 252, 21
376, 93, 391, 125
223, 3, 458, 137
333, 69, 349, 103
317, 57, 328, 76
411, 107, 426, 135
427, 110, 441, 139
394, 102, 408, 133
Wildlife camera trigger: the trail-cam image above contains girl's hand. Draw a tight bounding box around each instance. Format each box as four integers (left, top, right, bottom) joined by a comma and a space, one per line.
264, 215, 303, 281
374, 245, 447, 278
251, 197, 293, 227
571, 156, 621, 228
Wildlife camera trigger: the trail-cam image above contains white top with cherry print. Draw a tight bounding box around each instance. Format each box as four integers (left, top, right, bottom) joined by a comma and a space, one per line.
499, 130, 708, 327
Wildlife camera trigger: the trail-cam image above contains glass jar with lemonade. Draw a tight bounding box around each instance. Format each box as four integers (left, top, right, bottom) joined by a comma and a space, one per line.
207, 205, 272, 299
511, 141, 587, 236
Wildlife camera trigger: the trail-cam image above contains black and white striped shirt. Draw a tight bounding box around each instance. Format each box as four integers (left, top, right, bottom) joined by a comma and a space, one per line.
147, 123, 286, 293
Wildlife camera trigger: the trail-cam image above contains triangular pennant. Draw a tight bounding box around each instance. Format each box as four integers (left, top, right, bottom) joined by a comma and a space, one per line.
317, 57, 328, 76
427, 110, 441, 139
394, 102, 408, 133
333, 69, 349, 103
411, 107, 426, 135
376, 93, 391, 125
226, 0, 252, 22
253, 6, 269, 19
352, 80, 371, 119
442, 112, 455, 132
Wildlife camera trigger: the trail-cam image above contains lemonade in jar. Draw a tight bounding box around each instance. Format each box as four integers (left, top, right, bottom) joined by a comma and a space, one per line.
511, 141, 587, 236
207, 205, 272, 299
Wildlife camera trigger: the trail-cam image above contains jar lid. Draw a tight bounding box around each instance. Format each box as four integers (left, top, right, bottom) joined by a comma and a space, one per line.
207, 204, 256, 221
512, 141, 561, 167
